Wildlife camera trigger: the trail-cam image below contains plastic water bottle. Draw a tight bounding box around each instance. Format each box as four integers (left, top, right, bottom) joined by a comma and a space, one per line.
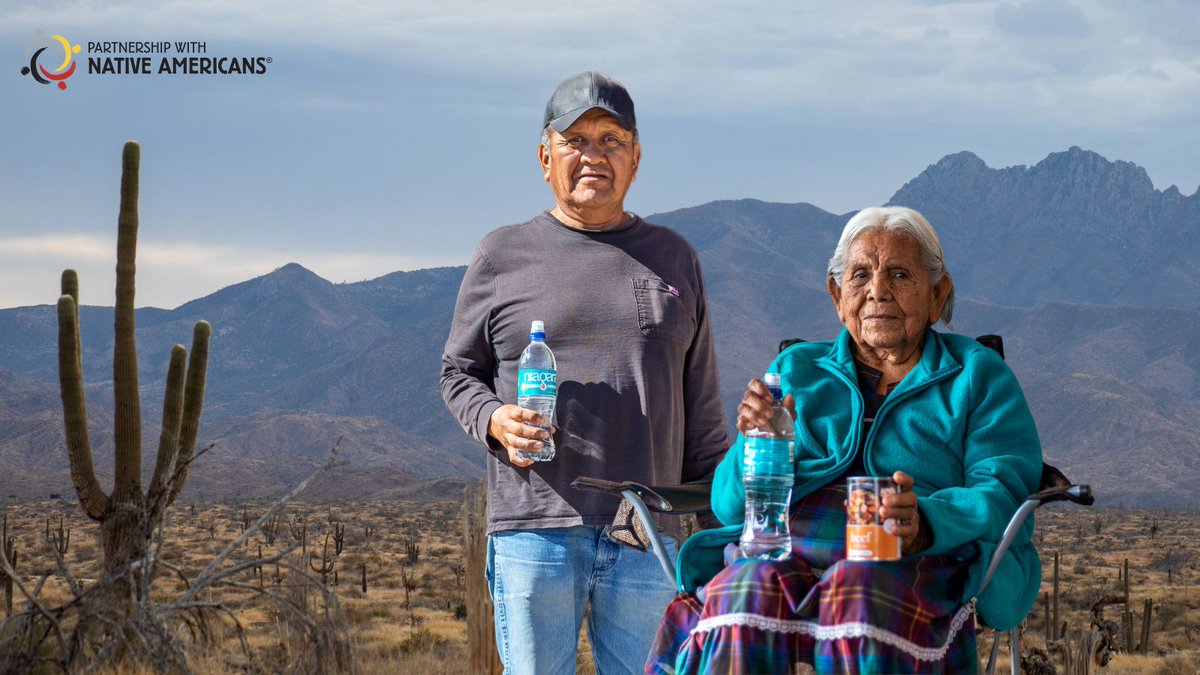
739, 372, 795, 560
516, 320, 557, 462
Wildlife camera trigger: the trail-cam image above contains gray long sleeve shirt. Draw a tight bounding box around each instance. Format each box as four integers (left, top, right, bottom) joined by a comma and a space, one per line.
440, 212, 728, 535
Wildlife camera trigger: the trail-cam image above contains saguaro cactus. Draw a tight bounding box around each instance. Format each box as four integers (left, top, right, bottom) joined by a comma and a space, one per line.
309, 532, 335, 585
56, 141, 210, 582
46, 516, 70, 557
2, 514, 16, 616
332, 522, 345, 556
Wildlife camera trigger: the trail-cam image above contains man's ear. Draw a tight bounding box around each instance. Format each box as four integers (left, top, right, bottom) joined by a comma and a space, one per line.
631, 142, 641, 182
538, 142, 551, 183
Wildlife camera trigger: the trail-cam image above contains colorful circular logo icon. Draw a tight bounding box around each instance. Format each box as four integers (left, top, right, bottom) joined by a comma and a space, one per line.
22, 31, 82, 91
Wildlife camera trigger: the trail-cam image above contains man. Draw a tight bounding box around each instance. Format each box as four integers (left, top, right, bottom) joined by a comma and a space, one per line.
440, 71, 727, 673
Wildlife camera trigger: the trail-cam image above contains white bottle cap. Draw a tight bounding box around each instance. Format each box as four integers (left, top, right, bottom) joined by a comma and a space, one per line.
763, 373, 781, 387
530, 320, 545, 333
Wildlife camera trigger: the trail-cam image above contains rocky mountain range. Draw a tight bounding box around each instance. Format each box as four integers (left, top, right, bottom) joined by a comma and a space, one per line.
1, 147, 1196, 506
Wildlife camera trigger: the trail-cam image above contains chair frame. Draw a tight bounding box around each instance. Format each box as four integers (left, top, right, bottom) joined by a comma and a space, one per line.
572, 334, 1094, 675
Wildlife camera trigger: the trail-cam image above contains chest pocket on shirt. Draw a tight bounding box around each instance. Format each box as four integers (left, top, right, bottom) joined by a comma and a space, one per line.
631, 276, 693, 344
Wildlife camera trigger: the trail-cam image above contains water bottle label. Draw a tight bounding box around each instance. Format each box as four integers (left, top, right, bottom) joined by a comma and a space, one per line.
518, 369, 557, 397
743, 437, 794, 477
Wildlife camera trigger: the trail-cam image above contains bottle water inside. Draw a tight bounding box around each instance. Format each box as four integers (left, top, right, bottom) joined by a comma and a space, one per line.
516, 320, 557, 462
739, 372, 795, 560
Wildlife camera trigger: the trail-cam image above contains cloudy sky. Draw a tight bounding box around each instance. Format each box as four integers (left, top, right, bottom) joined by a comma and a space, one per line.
3, 0, 1198, 309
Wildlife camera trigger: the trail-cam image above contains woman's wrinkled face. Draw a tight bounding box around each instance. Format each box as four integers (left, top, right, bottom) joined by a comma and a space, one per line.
828, 230, 951, 359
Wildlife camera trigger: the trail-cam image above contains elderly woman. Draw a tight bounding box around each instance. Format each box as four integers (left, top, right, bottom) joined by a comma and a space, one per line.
647, 207, 1043, 673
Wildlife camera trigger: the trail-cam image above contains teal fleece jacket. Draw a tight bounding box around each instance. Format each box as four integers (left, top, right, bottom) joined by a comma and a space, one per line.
675, 328, 1043, 631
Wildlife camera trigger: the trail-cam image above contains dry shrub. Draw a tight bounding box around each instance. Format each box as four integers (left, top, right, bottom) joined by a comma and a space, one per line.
399, 626, 448, 655
74, 543, 96, 564
259, 558, 354, 674
0, 450, 355, 674
364, 645, 469, 675
1157, 651, 1199, 675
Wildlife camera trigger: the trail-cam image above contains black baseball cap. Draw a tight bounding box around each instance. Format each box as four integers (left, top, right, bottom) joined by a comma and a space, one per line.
543, 71, 636, 133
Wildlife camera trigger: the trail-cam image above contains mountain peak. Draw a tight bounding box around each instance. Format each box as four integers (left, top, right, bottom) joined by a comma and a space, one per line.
269, 262, 325, 281
887, 151, 994, 207
174, 261, 332, 314
250, 263, 333, 293
890, 146, 1170, 209
1033, 146, 1155, 195
1040, 145, 1109, 168
932, 150, 988, 172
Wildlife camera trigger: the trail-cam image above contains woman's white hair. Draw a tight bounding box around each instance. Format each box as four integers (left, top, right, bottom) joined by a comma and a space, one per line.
826, 206, 955, 325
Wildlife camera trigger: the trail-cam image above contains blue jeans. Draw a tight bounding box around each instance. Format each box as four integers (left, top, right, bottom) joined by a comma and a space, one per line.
487, 526, 678, 674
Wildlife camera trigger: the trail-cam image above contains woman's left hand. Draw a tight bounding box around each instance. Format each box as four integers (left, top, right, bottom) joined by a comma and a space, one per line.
880, 471, 931, 554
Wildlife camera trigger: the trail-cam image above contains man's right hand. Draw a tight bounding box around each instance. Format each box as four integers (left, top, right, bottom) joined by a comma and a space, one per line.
488, 404, 552, 468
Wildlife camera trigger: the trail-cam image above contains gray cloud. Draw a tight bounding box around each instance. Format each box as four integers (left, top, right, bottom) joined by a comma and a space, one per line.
994, 0, 1090, 37
3, 0, 1199, 308
3, 0, 1194, 129
0, 235, 458, 309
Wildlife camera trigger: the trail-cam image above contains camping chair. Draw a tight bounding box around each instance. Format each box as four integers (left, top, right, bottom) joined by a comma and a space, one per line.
572, 334, 1094, 675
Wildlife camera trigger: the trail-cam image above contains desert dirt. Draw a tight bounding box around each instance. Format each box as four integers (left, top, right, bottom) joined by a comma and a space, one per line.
2, 497, 1198, 673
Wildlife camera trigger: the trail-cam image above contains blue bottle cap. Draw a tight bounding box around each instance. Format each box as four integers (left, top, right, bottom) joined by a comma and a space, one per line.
763, 372, 782, 400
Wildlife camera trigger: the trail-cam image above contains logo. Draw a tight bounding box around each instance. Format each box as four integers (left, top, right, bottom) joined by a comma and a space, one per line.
518, 369, 557, 396
522, 371, 557, 385
22, 31, 82, 90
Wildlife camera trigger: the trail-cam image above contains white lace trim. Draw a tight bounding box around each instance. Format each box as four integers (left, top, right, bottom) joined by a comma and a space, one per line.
689, 605, 975, 663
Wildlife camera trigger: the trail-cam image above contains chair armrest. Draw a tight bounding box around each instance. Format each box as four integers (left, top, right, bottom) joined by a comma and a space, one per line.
570, 476, 708, 586
570, 477, 713, 514
977, 484, 1094, 597
1030, 484, 1093, 506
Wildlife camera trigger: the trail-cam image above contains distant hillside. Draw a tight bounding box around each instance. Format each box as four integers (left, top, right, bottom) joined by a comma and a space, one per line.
0, 147, 1196, 506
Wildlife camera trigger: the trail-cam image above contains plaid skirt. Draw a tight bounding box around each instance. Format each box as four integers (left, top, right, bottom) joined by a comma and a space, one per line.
647, 483, 978, 674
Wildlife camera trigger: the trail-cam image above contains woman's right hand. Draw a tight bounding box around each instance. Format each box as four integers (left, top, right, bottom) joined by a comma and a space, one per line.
735, 378, 795, 433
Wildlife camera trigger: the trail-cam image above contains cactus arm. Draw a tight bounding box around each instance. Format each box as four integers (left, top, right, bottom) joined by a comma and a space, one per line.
112, 141, 142, 503
57, 294, 108, 520
165, 320, 211, 506
61, 270, 81, 369
148, 344, 187, 504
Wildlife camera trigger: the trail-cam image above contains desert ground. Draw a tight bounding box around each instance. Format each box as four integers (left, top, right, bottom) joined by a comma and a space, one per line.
2, 495, 1198, 674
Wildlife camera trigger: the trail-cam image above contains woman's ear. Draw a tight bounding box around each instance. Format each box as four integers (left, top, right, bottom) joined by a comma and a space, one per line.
929, 274, 952, 324
827, 276, 844, 323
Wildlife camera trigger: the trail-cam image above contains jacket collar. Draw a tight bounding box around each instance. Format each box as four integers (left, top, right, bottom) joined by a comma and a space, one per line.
816, 327, 963, 396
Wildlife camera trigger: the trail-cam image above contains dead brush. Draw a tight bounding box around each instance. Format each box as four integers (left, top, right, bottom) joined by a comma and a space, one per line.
0, 444, 356, 674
